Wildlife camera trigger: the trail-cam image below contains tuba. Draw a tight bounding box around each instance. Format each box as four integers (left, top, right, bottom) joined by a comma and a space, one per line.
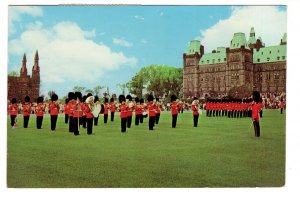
86, 96, 101, 117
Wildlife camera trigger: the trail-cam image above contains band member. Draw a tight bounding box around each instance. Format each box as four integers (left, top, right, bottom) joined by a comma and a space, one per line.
8, 98, 18, 128
64, 98, 69, 124
252, 91, 263, 137
85, 94, 94, 135
68, 92, 76, 132
134, 97, 141, 126
103, 97, 109, 124
177, 100, 184, 113
109, 98, 116, 121
35, 96, 45, 129
94, 96, 100, 126
73, 92, 83, 136
126, 95, 134, 128
147, 94, 156, 130
119, 94, 128, 133
22, 95, 31, 128
279, 98, 285, 114
81, 95, 87, 128
155, 98, 161, 124
191, 97, 200, 127
140, 98, 145, 123
170, 95, 178, 128
49, 93, 60, 131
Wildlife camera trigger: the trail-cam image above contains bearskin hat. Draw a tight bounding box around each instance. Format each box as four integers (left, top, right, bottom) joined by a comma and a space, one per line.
75, 92, 82, 101
135, 97, 140, 103
104, 97, 109, 103
126, 94, 132, 101
156, 97, 160, 101
119, 94, 126, 103
51, 93, 58, 102
25, 95, 30, 102
11, 98, 17, 104
37, 96, 44, 104
94, 95, 99, 102
193, 97, 198, 101
252, 91, 260, 103
110, 98, 114, 102
82, 95, 87, 103
68, 92, 75, 100
86, 93, 93, 97
140, 98, 144, 104
170, 95, 177, 102
147, 94, 154, 102
65, 98, 69, 104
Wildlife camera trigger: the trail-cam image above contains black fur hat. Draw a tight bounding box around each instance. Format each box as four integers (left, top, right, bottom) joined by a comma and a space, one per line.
140, 98, 144, 104
37, 96, 44, 103
11, 98, 17, 104
68, 92, 75, 100
193, 97, 198, 101
156, 97, 160, 101
87, 93, 93, 97
51, 93, 58, 102
147, 94, 154, 102
65, 98, 69, 104
126, 94, 132, 101
75, 92, 82, 101
252, 91, 260, 103
104, 97, 109, 103
135, 97, 140, 103
82, 95, 87, 103
119, 94, 125, 103
94, 95, 99, 102
170, 95, 177, 102
110, 98, 114, 102
25, 95, 30, 102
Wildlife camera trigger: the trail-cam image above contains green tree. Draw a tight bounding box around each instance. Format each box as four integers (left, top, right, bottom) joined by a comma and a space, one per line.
73, 86, 86, 93
117, 83, 128, 95
8, 71, 19, 77
93, 85, 105, 97
85, 89, 94, 95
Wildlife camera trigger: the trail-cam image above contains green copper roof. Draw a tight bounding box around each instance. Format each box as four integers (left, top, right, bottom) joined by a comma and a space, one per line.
281, 33, 287, 43
199, 47, 226, 65
230, 32, 249, 49
253, 44, 286, 63
248, 27, 256, 45
187, 40, 201, 55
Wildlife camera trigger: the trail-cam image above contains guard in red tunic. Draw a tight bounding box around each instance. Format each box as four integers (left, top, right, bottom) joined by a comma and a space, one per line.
134, 97, 141, 126
279, 98, 285, 114
73, 92, 83, 136
119, 94, 128, 133
64, 98, 69, 124
126, 95, 134, 128
93, 96, 100, 126
147, 94, 156, 130
49, 93, 60, 131
81, 95, 87, 128
35, 96, 45, 129
85, 93, 94, 135
170, 95, 178, 128
109, 98, 116, 122
22, 95, 31, 128
155, 98, 161, 125
103, 97, 109, 124
8, 98, 18, 128
140, 98, 146, 123
68, 92, 75, 132
252, 91, 264, 137
191, 97, 200, 127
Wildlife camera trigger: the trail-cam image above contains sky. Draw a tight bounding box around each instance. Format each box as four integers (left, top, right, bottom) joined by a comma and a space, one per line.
7, 5, 287, 98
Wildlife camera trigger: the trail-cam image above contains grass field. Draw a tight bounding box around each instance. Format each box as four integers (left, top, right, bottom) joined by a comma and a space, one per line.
7, 110, 286, 188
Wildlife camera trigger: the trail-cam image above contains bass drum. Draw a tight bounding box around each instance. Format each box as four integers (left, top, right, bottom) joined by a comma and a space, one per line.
91, 103, 101, 117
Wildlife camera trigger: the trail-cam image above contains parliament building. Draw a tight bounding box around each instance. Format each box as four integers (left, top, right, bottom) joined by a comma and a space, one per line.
183, 27, 286, 98
7, 51, 40, 102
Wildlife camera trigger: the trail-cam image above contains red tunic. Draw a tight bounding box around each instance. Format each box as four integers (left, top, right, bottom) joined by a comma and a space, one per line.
22, 103, 31, 116
64, 103, 69, 115
134, 104, 142, 115
49, 102, 60, 116
252, 102, 263, 121
155, 103, 161, 114
147, 101, 156, 117
191, 104, 199, 115
104, 103, 109, 115
35, 103, 44, 117
73, 102, 83, 118
110, 102, 116, 112
9, 104, 18, 116
68, 100, 76, 117
171, 101, 178, 115
127, 102, 133, 116
85, 104, 93, 119
119, 102, 128, 118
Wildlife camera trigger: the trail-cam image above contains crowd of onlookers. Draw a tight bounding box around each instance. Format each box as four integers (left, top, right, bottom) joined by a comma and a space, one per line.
261, 92, 286, 109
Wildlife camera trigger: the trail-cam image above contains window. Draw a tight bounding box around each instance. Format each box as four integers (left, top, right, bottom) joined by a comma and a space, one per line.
237, 43, 239, 47
282, 56, 285, 60
201, 61, 204, 64
257, 58, 260, 62
218, 58, 220, 62
267, 57, 270, 61
277, 56, 280, 60
207, 60, 209, 64
261, 52, 264, 55
224, 58, 226, 61
212, 59, 215, 63
269, 51, 272, 54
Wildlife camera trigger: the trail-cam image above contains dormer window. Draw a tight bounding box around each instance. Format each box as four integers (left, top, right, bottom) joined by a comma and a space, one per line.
207, 60, 209, 63
267, 57, 270, 61
218, 58, 220, 62
257, 58, 260, 62
269, 51, 271, 54
282, 56, 285, 60
277, 56, 280, 60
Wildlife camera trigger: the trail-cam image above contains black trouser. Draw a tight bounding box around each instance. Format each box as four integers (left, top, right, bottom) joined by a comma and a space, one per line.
228, 111, 231, 118
140, 115, 144, 123
135, 114, 140, 125
73, 117, 80, 135
193, 114, 199, 127
155, 113, 160, 124
121, 117, 127, 132
260, 110, 263, 118
111, 112, 115, 121
65, 114, 69, 124
94, 116, 99, 126
104, 114, 108, 124
10, 115, 16, 127
36, 116, 43, 129
69, 116, 74, 132
281, 108, 283, 114
82, 115, 86, 128
86, 118, 93, 135
23, 116, 30, 128
172, 114, 177, 128
127, 116, 132, 128
253, 120, 260, 137
149, 116, 155, 130
51, 115, 58, 131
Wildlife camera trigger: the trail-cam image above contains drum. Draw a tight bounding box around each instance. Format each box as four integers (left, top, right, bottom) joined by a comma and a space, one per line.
92, 103, 101, 117
142, 111, 148, 118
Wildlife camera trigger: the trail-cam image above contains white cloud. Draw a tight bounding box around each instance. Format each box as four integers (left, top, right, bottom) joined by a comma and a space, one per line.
8, 21, 138, 88
134, 15, 145, 20
8, 6, 43, 35
198, 6, 287, 53
113, 37, 133, 47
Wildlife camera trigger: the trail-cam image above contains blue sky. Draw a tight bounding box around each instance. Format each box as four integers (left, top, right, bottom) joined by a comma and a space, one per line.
8, 5, 286, 98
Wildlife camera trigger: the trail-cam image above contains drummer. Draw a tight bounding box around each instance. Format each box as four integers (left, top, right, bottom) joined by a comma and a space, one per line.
85, 93, 94, 135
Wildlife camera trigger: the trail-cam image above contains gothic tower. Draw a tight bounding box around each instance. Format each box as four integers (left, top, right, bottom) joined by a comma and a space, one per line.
31, 50, 40, 100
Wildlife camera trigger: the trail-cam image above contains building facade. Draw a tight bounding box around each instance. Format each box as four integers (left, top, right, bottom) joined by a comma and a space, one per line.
183, 27, 286, 98
8, 51, 40, 102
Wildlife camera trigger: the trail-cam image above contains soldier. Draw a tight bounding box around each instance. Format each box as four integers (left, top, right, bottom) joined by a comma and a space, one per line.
252, 91, 264, 137
103, 97, 109, 124
49, 93, 60, 131
279, 98, 285, 114
22, 95, 31, 128
109, 98, 116, 122
8, 98, 18, 128
119, 94, 128, 133
85, 94, 94, 135
126, 95, 134, 128
134, 97, 141, 126
140, 98, 145, 124
155, 98, 161, 125
170, 95, 178, 128
68, 92, 76, 133
35, 96, 45, 129
94, 96, 100, 126
191, 97, 200, 127
147, 94, 156, 130
73, 92, 83, 136
81, 95, 87, 128
64, 98, 69, 124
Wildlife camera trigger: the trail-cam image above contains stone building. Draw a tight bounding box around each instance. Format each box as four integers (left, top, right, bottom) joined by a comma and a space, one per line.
8, 51, 40, 102
183, 27, 286, 98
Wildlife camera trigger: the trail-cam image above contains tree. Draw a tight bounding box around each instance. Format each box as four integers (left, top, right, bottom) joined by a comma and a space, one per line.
93, 85, 105, 97
85, 89, 94, 95
8, 71, 19, 77
73, 86, 86, 93
117, 83, 128, 95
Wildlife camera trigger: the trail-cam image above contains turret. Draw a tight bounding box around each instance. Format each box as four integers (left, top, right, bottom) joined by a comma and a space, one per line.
280, 33, 287, 45
20, 53, 28, 77
230, 32, 249, 49
32, 50, 40, 80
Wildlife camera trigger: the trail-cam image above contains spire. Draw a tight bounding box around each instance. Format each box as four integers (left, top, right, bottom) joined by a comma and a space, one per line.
20, 53, 27, 76
281, 33, 287, 45
32, 50, 40, 71
248, 27, 256, 45
34, 50, 39, 62
250, 27, 255, 37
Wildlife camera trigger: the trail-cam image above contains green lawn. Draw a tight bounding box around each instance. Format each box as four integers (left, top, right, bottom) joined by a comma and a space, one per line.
7, 110, 286, 188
